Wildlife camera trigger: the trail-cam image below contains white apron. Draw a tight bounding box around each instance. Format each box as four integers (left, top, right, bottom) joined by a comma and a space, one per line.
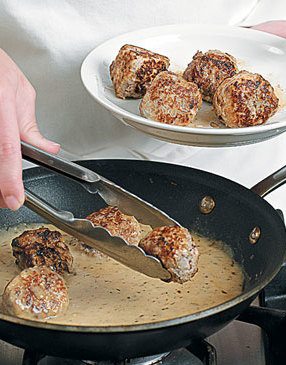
1, 0, 285, 212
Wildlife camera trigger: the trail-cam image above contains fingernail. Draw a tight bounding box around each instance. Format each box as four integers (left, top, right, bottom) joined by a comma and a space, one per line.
51, 142, 60, 147
50, 142, 60, 153
5, 196, 23, 211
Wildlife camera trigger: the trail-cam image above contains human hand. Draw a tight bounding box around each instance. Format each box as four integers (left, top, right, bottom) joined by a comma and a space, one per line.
251, 20, 286, 39
0, 49, 60, 210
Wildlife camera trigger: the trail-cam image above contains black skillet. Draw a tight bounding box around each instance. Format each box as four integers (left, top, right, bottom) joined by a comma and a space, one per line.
0, 159, 285, 361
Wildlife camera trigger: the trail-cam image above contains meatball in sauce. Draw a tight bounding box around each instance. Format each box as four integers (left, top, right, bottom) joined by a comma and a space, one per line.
3, 266, 69, 320
86, 206, 141, 246
139, 225, 199, 284
11, 228, 73, 274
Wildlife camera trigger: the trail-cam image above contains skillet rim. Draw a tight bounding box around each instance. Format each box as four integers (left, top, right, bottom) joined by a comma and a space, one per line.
0, 159, 285, 333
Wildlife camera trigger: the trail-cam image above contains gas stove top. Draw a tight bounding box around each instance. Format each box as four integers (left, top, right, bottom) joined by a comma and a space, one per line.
0, 319, 265, 365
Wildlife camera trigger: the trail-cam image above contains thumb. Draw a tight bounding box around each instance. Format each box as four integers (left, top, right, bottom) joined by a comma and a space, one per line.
20, 121, 60, 155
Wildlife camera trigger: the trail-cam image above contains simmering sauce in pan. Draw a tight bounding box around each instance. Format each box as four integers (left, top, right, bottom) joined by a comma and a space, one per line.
0, 223, 244, 326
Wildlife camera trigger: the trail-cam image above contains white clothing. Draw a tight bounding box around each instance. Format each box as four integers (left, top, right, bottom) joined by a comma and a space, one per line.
1, 0, 286, 212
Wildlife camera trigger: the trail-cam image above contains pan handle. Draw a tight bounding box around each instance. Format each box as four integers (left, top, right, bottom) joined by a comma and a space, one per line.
251, 166, 286, 198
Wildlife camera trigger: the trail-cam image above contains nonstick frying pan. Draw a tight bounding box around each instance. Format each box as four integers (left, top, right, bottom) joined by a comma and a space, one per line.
0, 159, 285, 361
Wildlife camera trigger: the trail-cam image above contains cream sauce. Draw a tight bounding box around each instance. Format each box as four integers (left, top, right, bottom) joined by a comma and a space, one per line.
275, 84, 286, 111
0, 223, 244, 326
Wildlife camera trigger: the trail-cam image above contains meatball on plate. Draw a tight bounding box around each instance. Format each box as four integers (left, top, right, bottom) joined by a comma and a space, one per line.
81, 24, 286, 147
110, 44, 170, 99
213, 71, 279, 128
140, 71, 202, 126
183, 50, 238, 102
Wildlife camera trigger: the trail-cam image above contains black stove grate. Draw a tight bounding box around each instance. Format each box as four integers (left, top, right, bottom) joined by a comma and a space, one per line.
21, 341, 217, 365
259, 261, 286, 365
260, 261, 286, 310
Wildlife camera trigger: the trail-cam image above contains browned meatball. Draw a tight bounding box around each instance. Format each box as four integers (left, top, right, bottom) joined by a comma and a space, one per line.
11, 228, 73, 274
213, 70, 279, 128
110, 44, 170, 99
139, 71, 202, 126
86, 206, 141, 246
183, 50, 238, 102
139, 226, 199, 284
2, 266, 69, 320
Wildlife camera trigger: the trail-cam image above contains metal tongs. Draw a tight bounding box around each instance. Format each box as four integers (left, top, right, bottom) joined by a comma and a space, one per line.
22, 142, 175, 281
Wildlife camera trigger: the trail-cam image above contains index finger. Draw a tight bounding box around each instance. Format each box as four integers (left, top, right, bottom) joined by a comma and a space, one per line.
0, 91, 24, 210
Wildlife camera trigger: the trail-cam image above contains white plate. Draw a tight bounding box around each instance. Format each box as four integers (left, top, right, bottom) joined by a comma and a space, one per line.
81, 24, 286, 147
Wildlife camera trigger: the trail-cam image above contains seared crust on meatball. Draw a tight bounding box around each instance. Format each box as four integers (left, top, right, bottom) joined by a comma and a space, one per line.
213, 70, 279, 128
139, 226, 199, 284
11, 228, 73, 274
139, 71, 202, 126
110, 44, 170, 99
183, 50, 238, 102
86, 206, 141, 246
2, 266, 69, 319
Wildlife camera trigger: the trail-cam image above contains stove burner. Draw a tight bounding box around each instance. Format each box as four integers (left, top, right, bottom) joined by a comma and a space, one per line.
21, 343, 215, 365
82, 352, 169, 365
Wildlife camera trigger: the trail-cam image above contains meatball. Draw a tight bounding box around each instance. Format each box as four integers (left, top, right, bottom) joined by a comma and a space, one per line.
86, 206, 141, 246
2, 266, 69, 320
110, 44, 170, 99
139, 71, 202, 126
183, 50, 238, 102
139, 225, 199, 284
213, 70, 279, 128
11, 228, 73, 274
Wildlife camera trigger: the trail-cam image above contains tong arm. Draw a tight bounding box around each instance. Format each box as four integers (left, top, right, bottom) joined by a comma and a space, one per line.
21, 142, 100, 183
22, 141, 178, 227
